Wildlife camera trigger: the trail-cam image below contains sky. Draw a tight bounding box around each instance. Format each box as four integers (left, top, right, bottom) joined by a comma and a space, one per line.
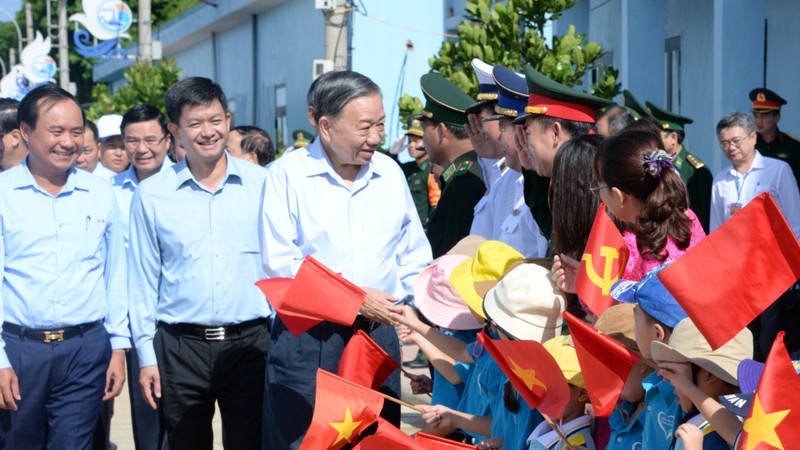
0, 0, 21, 18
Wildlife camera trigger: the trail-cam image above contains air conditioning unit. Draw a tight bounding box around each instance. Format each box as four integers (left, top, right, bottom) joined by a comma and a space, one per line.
313, 59, 334, 79
315, 0, 336, 10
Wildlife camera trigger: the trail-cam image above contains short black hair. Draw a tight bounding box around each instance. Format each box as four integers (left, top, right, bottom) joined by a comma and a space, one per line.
0, 98, 20, 134
232, 125, 274, 166
164, 77, 228, 125
121, 104, 169, 137
18, 83, 83, 130
85, 120, 99, 143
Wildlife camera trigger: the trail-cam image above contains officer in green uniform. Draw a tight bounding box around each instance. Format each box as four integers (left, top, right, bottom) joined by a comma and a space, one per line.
420, 73, 486, 258
647, 101, 713, 232
750, 88, 800, 190
399, 116, 434, 227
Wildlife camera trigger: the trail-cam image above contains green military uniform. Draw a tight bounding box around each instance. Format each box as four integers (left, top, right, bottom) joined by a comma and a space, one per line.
750, 88, 800, 190
647, 101, 713, 232
420, 73, 486, 258
399, 116, 432, 226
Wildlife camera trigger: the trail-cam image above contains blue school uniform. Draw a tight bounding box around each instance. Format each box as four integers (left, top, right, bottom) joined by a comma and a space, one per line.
495, 388, 544, 450
455, 329, 505, 443
430, 329, 479, 409
607, 399, 645, 449
642, 371, 685, 449
673, 414, 731, 450
527, 414, 596, 450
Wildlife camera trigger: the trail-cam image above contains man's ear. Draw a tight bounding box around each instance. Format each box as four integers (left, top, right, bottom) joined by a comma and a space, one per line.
436, 122, 448, 144
551, 120, 563, 147
19, 123, 31, 145
577, 387, 589, 402
317, 116, 332, 141
8, 129, 22, 148
167, 122, 179, 141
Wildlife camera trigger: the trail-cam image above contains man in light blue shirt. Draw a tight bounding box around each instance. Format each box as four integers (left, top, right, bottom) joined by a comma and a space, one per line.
260, 70, 431, 449
128, 78, 271, 449
113, 103, 171, 450
0, 84, 129, 449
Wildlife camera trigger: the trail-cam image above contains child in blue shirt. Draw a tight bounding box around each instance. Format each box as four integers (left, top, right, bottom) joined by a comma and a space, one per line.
609, 264, 689, 449
654, 318, 753, 450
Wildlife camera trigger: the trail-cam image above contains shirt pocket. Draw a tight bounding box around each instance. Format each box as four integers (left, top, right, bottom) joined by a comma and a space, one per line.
500, 209, 522, 235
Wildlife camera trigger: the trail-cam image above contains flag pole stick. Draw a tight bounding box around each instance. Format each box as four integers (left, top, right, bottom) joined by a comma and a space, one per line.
378, 392, 425, 413
541, 414, 576, 450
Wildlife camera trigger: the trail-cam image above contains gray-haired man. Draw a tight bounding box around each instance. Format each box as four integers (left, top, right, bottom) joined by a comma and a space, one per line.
259, 71, 431, 449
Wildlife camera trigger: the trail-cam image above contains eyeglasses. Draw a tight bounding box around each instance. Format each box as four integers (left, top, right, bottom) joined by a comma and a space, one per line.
719, 134, 751, 150
124, 135, 168, 150
589, 180, 610, 198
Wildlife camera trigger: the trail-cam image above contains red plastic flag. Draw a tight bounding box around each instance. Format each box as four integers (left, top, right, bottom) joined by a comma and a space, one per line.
575, 204, 629, 317
352, 418, 417, 449
338, 330, 399, 390
298, 369, 385, 450
477, 332, 570, 419
564, 312, 640, 417
415, 432, 478, 449
255, 277, 320, 334
255, 255, 366, 335
658, 193, 800, 349
737, 332, 800, 450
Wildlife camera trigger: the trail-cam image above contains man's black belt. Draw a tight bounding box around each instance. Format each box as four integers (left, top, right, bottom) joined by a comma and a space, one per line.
3, 320, 103, 343
158, 318, 267, 341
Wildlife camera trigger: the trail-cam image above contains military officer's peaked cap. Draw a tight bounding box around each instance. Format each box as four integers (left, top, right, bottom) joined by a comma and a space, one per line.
485, 65, 528, 120
749, 88, 787, 112
420, 72, 475, 128
292, 129, 313, 147
465, 58, 499, 115
513, 64, 612, 124
622, 90, 651, 120
646, 101, 693, 132
405, 115, 424, 137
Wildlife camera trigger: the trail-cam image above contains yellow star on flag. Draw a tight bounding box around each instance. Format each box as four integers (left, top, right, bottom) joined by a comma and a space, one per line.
743, 393, 790, 450
329, 407, 362, 446
509, 357, 547, 392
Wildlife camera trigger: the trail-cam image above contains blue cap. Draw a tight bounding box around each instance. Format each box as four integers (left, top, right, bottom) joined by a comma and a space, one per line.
738, 358, 800, 393
610, 264, 688, 329
491, 65, 528, 119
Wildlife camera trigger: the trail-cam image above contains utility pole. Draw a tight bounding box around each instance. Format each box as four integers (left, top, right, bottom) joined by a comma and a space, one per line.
9, 48, 15, 66
57, 0, 70, 91
25, 2, 34, 44
323, 0, 349, 71
138, 0, 152, 62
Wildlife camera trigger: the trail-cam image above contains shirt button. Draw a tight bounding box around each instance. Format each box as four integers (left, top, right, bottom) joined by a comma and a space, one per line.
617, 437, 623, 443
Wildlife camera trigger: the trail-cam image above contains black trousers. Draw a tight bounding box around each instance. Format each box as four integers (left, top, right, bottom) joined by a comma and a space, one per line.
154, 322, 269, 450
263, 319, 401, 450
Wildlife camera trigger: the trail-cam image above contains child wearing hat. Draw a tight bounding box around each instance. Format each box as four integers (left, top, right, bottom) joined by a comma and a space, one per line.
391, 241, 525, 442
527, 336, 595, 450
395, 253, 484, 439
609, 264, 689, 450
407, 260, 566, 450
654, 318, 753, 450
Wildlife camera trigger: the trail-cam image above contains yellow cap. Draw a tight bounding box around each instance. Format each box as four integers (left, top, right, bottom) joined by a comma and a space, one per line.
449, 240, 524, 319
543, 335, 585, 389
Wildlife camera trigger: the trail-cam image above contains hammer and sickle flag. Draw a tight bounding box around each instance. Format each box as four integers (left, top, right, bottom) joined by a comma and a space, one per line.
575, 204, 629, 316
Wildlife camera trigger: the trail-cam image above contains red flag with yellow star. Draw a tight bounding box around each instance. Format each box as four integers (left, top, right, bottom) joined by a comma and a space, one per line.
352, 418, 417, 449
416, 432, 478, 449
298, 369, 385, 450
338, 330, 399, 390
477, 332, 570, 419
564, 311, 640, 417
575, 204, 629, 317
737, 332, 800, 450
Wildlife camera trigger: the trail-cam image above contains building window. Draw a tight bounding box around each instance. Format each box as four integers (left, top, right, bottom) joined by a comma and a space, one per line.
275, 85, 287, 150
591, 51, 613, 88
665, 36, 681, 111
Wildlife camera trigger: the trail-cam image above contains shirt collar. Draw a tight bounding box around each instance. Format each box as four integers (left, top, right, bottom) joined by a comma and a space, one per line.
15, 157, 86, 195
175, 152, 243, 191
727, 150, 765, 177
303, 138, 381, 184
117, 165, 139, 189
530, 414, 592, 448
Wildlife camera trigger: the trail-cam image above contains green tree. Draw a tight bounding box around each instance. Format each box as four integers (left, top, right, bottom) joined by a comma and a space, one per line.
400, 0, 619, 120
85, 58, 181, 120
0, 0, 201, 101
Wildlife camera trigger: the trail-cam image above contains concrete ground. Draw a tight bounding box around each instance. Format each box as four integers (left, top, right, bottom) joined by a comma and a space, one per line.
108, 344, 429, 449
